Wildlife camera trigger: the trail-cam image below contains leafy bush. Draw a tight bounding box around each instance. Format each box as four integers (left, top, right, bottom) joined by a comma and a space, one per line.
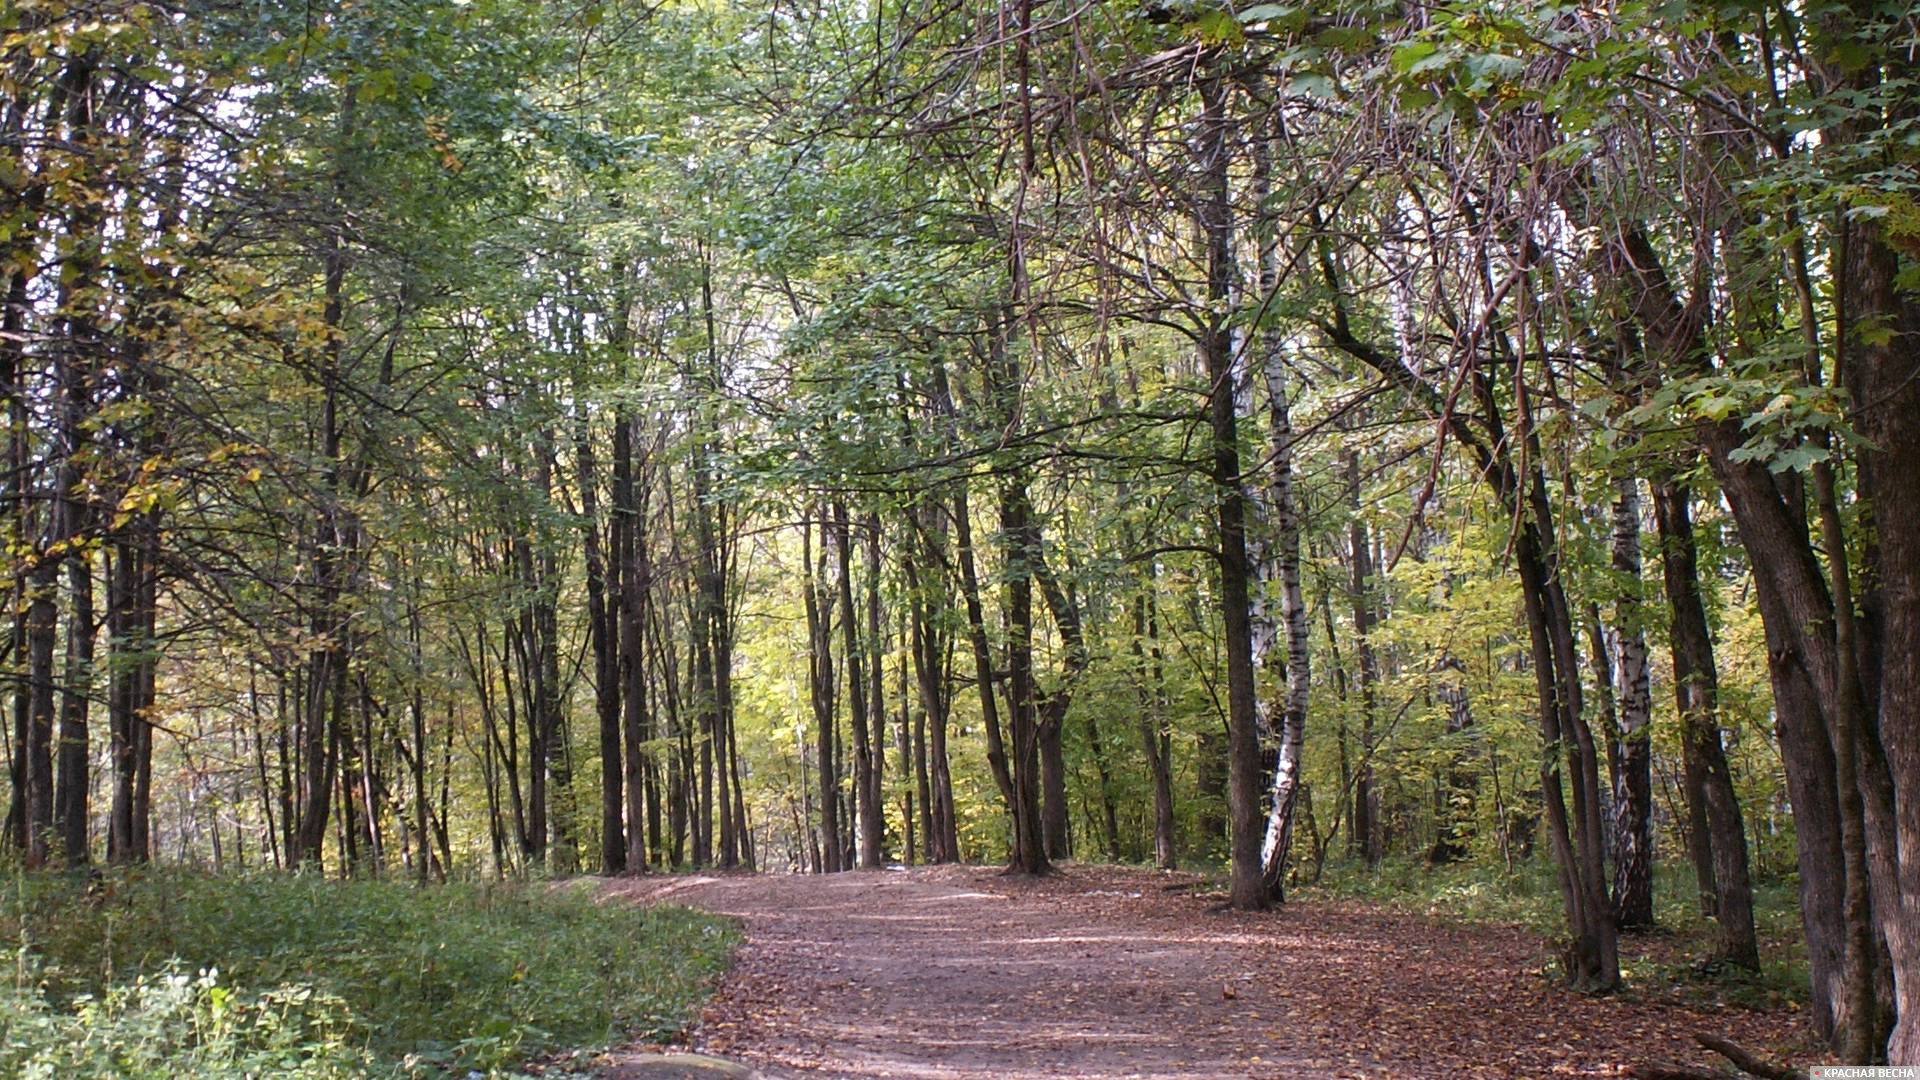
1299, 855, 1808, 1006
1302, 854, 1568, 930
0, 957, 374, 1079
1, 870, 737, 1077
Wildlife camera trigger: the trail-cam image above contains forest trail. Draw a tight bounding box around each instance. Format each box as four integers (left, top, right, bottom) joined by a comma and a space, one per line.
603, 866, 1800, 1079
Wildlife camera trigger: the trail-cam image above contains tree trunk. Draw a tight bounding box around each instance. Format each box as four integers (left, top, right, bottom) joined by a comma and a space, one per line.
1256, 325, 1310, 898
292, 87, 359, 871
1035, 548, 1089, 864
905, 507, 957, 863
1607, 477, 1656, 930
691, 597, 715, 868
617, 408, 652, 873
834, 501, 882, 869
22, 552, 58, 867
863, 512, 888, 865
1428, 657, 1477, 864
804, 509, 842, 872
1344, 452, 1381, 868
1198, 73, 1264, 911
52, 408, 96, 867
998, 474, 1049, 875
1248, 106, 1312, 899
953, 477, 1016, 828
1832, 209, 1919, 1065
578, 398, 623, 874
1132, 589, 1177, 869
1652, 481, 1758, 968
1610, 221, 1865, 1041
535, 441, 576, 872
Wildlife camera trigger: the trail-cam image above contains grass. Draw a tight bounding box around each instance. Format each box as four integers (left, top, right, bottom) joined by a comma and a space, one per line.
0, 868, 738, 1077
1296, 855, 1809, 1010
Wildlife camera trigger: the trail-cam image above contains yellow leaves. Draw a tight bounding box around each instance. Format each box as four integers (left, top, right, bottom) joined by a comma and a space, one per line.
425, 114, 465, 174
111, 486, 164, 529
1, 29, 51, 62
205, 441, 267, 466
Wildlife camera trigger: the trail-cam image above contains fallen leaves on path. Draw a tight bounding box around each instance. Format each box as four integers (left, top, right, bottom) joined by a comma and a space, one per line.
605, 866, 1811, 1079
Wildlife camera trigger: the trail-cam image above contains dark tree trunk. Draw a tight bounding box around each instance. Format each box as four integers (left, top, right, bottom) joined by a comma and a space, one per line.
578, 400, 623, 875
52, 409, 96, 867
1197, 72, 1264, 910
1038, 703, 1070, 860
1345, 453, 1381, 869
834, 501, 881, 869
1128, 589, 1176, 869
899, 630, 919, 865
617, 408, 652, 872
656, 599, 687, 868
997, 474, 1048, 875
1652, 481, 1758, 968
862, 512, 888, 866
1085, 709, 1121, 863
905, 508, 957, 863
22, 554, 58, 867
691, 601, 715, 868
1832, 209, 1919, 1065
1035, 548, 1089, 864
693, 247, 738, 871
1427, 657, 1476, 865
804, 510, 842, 872
292, 87, 359, 871
1611, 221, 1867, 1042
953, 478, 1016, 828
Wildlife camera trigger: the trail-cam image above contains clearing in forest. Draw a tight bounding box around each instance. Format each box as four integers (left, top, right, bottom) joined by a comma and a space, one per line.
605, 865, 1805, 1079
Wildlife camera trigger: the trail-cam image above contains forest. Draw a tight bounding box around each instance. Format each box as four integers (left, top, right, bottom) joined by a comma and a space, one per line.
1, 0, 1917, 1075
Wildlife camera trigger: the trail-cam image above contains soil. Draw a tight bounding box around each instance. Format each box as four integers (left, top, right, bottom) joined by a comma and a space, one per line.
602, 865, 1808, 1079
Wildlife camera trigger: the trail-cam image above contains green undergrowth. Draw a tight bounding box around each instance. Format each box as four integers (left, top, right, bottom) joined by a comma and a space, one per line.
0, 868, 737, 1077
1296, 856, 1808, 1009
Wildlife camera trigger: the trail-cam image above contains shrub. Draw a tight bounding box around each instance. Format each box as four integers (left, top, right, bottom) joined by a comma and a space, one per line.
0, 955, 375, 1079
1, 870, 737, 1077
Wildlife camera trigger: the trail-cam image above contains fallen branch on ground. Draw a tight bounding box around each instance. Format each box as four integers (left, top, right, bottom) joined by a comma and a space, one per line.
1695, 1035, 1804, 1080
1629, 1034, 1806, 1080
1629, 1064, 1725, 1080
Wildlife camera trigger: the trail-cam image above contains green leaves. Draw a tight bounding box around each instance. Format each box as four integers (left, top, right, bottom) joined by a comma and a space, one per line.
1390, 41, 1441, 74
1236, 3, 1297, 26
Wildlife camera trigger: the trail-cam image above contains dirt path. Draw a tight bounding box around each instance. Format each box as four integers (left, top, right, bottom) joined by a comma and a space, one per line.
604, 866, 1804, 1079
